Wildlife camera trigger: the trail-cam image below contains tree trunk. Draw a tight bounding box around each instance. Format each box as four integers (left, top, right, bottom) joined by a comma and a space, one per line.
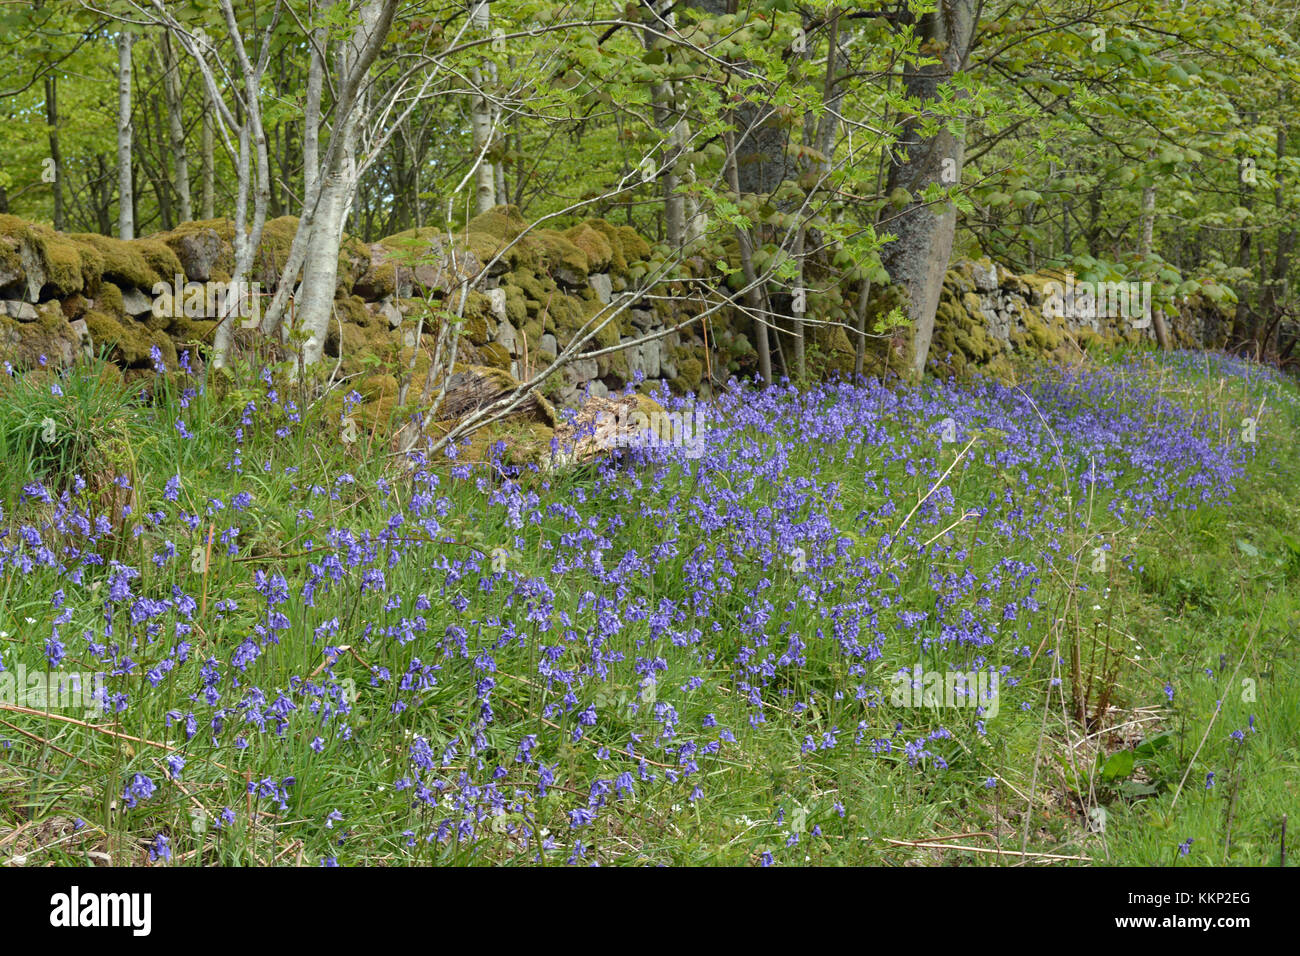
725, 129, 772, 384
469, 2, 498, 215
470, 64, 497, 215
293, 0, 395, 367
1137, 161, 1170, 350
161, 32, 192, 223
880, 0, 977, 378
697, 0, 790, 196
44, 75, 64, 231
200, 90, 215, 219
792, 226, 805, 379
303, 23, 325, 204
645, 2, 683, 248
116, 32, 134, 240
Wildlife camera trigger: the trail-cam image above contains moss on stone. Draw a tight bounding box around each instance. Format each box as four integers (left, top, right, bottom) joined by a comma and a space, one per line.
503, 283, 528, 324
70, 233, 164, 289
40, 234, 88, 296
479, 341, 513, 370
467, 205, 529, 242
96, 282, 127, 319
83, 309, 174, 368
534, 229, 589, 280
563, 223, 614, 273
596, 348, 628, 383
671, 356, 703, 393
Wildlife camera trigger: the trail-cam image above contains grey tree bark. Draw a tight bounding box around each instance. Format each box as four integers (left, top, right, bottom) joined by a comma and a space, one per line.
294, 0, 397, 368
44, 75, 64, 231
200, 88, 214, 219
1137, 155, 1170, 350
161, 32, 192, 223
116, 32, 134, 240
469, 2, 499, 215
879, 0, 977, 378
696, 0, 790, 196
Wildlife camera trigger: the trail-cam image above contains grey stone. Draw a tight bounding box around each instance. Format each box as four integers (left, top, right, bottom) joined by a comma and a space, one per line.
486, 287, 509, 323
121, 286, 153, 316
588, 273, 613, 304
0, 232, 47, 301
553, 267, 585, 288
68, 318, 93, 359
378, 297, 403, 329
971, 260, 998, 293
625, 336, 661, 379
495, 318, 520, 355
630, 308, 656, 330
538, 333, 558, 360
588, 379, 609, 399
563, 356, 599, 384
168, 227, 224, 282
2, 299, 37, 321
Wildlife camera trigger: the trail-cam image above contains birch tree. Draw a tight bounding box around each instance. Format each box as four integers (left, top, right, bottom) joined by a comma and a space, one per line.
116, 30, 133, 239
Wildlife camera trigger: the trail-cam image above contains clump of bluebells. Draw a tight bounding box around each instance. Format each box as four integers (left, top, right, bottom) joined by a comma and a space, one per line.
0, 349, 1280, 865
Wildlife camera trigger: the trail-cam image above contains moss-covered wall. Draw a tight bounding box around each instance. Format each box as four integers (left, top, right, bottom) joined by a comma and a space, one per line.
0, 211, 1232, 406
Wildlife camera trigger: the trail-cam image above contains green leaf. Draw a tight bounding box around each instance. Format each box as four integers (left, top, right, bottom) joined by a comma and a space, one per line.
1101, 749, 1136, 783
1134, 732, 1174, 758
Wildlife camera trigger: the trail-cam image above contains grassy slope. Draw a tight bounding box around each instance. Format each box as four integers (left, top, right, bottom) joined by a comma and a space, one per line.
0, 349, 1295, 866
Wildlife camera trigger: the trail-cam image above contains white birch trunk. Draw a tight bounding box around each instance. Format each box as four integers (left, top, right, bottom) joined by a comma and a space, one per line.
293, 0, 393, 367
470, 63, 497, 215
116, 33, 134, 240
303, 25, 326, 203
201, 89, 214, 219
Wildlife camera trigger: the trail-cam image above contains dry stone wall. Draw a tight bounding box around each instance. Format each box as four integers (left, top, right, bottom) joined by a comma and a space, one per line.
1, 208, 1232, 399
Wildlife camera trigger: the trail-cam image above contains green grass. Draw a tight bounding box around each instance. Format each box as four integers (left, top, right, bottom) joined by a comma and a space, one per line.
0, 349, 1295, 866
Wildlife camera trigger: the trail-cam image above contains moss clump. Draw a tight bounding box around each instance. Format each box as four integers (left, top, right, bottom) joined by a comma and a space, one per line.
41, 234, 88, 296
70, 234, 164, 290
0, 216, 104, 297
502, 283, 528, 324
671, 356, 703, 393
509, 271, 551, 303
563, 223, 614, 273
459, 291, 493, 345
134, 240, 184, 283
0, 314, 72, 368
83, 310, 175, 368
166, 315, 218, 346
1022, 312, 1061, 351
466, 205, 529, 243
0, 216, 25, 282
461, 205, 539, 272
96, 282, 127, 319
479, 342, 513, 370
583, 219, 651, 275
445, 419, 557, 467
335, 295, 376, 329
534, 229, 589, 280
